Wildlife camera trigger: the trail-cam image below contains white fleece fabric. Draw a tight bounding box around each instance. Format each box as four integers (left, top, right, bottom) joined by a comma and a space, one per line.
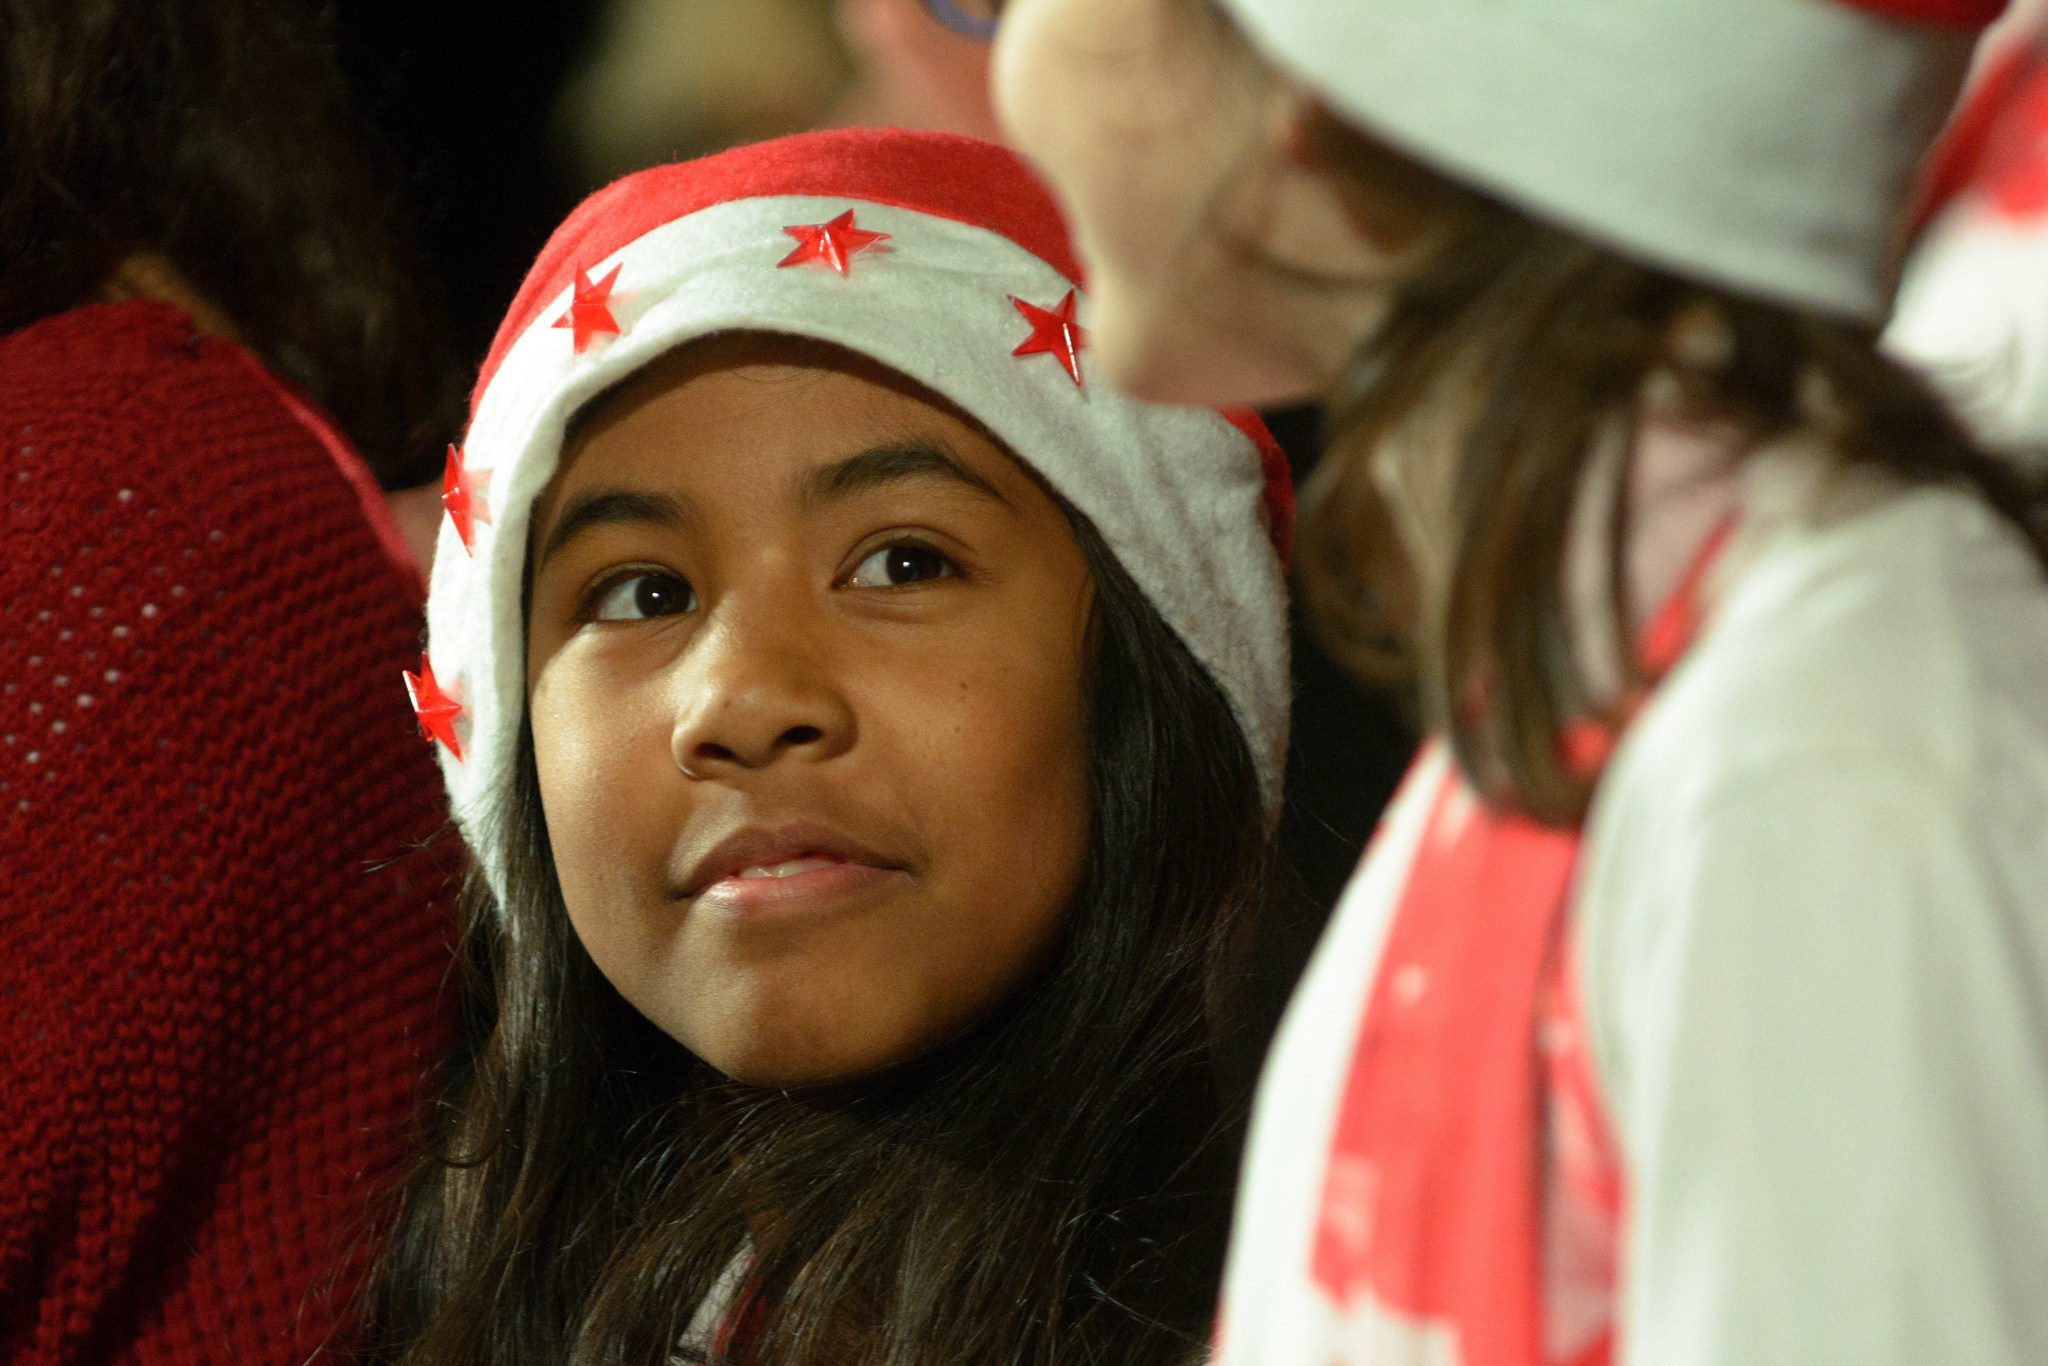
1577, 485, 2048, 1365
1887, 197, 2048, 461
1219, 484, 2048, 1365
1217, 0, 1975, 321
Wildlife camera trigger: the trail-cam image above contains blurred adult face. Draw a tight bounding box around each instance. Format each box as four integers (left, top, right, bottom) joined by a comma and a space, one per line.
526, 339, 1093, 1088
993, 0, 1406, 408
835, 0, 1005, 141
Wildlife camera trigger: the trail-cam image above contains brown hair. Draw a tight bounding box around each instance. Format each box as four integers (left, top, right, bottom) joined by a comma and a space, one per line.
0, 0, 463, 488
1292, 108, 2048, 825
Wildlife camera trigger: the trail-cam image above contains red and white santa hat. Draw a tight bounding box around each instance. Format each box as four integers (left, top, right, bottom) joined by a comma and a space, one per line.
1885, 6, 2048, 458
410, 128, 1293, 893
1221, 0, 2008, 321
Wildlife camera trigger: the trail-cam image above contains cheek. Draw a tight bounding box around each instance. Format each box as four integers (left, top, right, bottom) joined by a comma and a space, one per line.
662, 639, 1092, 1089
913, 657, 1090, 894
528, 662, 681, 974
856, 637, 1091, 1025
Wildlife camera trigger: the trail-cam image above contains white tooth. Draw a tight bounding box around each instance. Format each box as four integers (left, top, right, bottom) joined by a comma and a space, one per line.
734, 856, 842, 880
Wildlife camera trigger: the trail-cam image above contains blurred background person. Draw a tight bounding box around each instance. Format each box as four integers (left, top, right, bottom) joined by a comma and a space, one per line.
0, 0, 467, 1360
990, 0, 2048, 1362
556, 0, 852, 186
832, 0, 1007, 139
553, 0, 1003, 187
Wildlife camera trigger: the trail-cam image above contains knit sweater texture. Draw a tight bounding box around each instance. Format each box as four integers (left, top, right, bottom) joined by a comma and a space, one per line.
0, 301, 454, 1365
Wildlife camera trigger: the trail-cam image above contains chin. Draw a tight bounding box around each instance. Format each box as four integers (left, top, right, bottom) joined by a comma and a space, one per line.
714, 1057, 835, 1089
693, 1022, 916, 1091
1120, 344, 1324, 410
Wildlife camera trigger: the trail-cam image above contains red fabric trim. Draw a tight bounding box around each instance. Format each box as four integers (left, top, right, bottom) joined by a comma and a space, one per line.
1636, 513, 1737, 676
1311, 769, 1574, 1364
472, 127, 1295, 567
1906, 37, 2047, 236
1536, 942, 1626, 1366
1836, 0, 2007, 27
1313, 514, 1737, 1362
1975, 41, 2048, 220
474, 128, 1081, 409
1560, 513, 1739, 777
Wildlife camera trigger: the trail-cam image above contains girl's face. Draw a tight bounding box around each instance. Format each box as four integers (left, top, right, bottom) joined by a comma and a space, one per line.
526, 340, 1094, 1087
992, 0, 1401, 407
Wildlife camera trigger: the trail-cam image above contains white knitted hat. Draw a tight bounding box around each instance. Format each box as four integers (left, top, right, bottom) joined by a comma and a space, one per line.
1219, 0, 2008, 321
407, 129, 1294, 896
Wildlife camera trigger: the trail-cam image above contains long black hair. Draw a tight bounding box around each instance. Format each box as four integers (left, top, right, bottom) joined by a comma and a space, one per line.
1287, 107, 2048, 824
0, 0, 462, 488
360, 497, 1271, 1365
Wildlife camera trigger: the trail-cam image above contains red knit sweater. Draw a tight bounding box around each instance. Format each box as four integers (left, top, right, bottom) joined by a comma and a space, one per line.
0, 302, 454, 1365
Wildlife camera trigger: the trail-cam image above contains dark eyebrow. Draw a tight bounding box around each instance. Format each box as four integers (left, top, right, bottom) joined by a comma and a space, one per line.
536, 489, 699, 571
797, 439, 1008, 513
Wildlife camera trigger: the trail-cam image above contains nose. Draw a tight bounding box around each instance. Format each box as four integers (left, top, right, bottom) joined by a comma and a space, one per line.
669, 605, 856, 779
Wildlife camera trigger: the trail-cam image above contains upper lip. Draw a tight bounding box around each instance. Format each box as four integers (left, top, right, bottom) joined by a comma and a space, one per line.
674, 821, 902, 898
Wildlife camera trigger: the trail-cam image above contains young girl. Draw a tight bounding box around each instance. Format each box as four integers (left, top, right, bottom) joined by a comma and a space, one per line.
993, 0, 2048, 1363
364, 127, 1293, 1365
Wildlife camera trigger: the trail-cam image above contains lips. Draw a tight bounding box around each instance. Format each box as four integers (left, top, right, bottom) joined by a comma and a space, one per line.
676, 821, 903, 899
735, 855, 847, 880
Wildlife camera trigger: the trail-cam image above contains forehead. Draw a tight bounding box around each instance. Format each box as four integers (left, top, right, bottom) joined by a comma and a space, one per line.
533, 336, 1065, 548
559, 334, 996, 479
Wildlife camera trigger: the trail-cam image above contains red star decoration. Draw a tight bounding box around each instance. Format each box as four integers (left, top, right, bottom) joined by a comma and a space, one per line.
551, 262, 623, 352
403, 654, 464, 761
778, 210, 891, 275
1009, 290, 1088, 387
440, 443, 492, 555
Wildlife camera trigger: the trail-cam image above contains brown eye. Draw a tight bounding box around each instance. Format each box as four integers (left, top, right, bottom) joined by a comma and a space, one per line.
592, 572, 696, 620
847, 544, 957, 588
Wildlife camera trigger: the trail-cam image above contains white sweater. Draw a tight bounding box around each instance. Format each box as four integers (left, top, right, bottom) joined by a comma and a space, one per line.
1219, 482, 2048, 1365
1579, 484, 2048, 1364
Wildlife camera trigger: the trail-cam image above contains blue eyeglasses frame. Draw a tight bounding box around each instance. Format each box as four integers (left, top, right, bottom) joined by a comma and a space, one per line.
920, 0, 1000, 41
